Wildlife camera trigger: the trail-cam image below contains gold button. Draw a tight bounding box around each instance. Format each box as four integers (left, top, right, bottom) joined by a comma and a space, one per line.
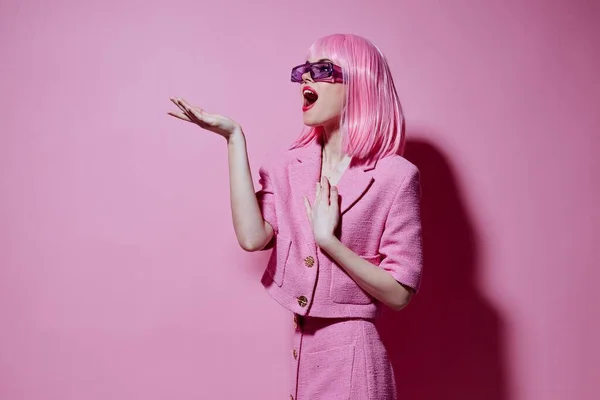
304, 256, 315, 267
297, 296, 308, 307
293, 349, 298, 359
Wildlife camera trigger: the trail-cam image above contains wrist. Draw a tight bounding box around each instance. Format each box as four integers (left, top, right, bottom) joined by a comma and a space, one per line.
316, 235, 338, 251
227, 127, 246, 147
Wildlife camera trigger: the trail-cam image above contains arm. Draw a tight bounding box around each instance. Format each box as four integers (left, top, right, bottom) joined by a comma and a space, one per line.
319, 237, 413, 311
227, 132, 274, 251
307, 171, 423, 311
168, 97, 273, 252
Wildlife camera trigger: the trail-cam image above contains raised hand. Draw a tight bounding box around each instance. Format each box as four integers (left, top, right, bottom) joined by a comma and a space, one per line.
303, 177, 340, 247
168, 97, 242, 140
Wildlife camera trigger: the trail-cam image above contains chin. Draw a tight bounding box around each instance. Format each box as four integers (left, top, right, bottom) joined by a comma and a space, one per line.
303, 110, 338, 127
302, 116, 322, 126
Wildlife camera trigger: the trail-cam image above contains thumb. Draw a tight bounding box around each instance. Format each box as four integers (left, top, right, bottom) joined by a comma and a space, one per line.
303, 196, 312, 221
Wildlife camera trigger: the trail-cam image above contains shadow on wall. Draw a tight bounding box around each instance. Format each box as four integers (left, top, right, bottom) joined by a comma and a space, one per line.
376, 137, 508, 400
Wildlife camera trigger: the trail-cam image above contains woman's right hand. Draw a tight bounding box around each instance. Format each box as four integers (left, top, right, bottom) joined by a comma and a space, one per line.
168, 97, 242, 141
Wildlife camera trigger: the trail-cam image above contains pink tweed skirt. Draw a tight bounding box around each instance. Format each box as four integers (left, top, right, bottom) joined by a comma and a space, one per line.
291, 314, 397, 400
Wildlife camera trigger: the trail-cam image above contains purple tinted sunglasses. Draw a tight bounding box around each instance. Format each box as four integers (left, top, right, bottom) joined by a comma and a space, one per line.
291, 61, 344, 83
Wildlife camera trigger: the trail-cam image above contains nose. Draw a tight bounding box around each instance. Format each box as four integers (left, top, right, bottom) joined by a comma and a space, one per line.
301, 70, 314, 83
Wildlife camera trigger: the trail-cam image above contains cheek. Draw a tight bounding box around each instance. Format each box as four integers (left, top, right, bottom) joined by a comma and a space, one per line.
334, 88, 346, 111
321, 87, 346, 114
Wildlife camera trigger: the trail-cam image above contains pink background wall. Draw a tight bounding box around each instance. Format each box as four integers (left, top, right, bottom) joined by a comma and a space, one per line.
1, 0, 598, 399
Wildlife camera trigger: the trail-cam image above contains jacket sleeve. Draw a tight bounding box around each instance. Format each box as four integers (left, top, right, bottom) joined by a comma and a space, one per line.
378, 167, 424, 292
255, 162, 278, 249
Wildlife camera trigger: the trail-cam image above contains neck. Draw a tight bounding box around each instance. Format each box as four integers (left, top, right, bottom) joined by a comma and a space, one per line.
321, 124, 347, 168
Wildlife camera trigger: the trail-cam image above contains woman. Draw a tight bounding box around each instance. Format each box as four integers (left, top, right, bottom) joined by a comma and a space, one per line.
168, 33, 423, 400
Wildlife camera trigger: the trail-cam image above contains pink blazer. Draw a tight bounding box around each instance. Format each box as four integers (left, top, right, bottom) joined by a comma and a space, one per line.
256, 139, 423, 319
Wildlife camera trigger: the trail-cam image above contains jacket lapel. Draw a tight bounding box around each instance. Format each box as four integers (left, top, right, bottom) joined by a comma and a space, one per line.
288, 140, 322, 246
287, 140, 378, 245
337, 164, 375, 215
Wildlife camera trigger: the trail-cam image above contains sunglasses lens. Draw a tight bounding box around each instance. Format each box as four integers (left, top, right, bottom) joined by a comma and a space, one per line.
291, 65, 308, 82
311, 63, 333, 80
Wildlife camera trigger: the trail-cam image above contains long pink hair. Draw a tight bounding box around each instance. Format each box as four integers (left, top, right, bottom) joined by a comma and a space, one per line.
291, 33, 406, 161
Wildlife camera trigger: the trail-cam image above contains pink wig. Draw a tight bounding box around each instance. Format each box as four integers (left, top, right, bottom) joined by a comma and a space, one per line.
291, 33, 406, 161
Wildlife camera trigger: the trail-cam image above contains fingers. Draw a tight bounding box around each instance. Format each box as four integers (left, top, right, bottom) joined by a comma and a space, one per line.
179, 98, 204, 116
320, 176, 330, 204
170, 97, 188, 113
171, 97, 193, 110
303, 196, 312, 222
174, 97, 200, 121
167, 111, 192, 122
170, 98, 193, 121
170, 97, 207, 126
330, 184, 339, 213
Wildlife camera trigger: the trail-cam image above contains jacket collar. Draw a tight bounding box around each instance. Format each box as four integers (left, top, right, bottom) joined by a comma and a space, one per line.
288, 139, 377, 247
293, 138, 378, 172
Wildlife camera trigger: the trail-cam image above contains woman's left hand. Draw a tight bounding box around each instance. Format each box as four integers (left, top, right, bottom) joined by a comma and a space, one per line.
303, 177, 339, 248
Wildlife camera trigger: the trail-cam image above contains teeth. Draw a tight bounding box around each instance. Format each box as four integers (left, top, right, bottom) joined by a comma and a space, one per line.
304, 89, 313, 95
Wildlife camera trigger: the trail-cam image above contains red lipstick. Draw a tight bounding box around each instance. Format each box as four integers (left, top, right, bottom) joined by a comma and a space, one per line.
302, 85, 318, 112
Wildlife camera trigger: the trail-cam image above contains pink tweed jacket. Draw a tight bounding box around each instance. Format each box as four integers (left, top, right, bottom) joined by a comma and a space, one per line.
256, 139, 423, 319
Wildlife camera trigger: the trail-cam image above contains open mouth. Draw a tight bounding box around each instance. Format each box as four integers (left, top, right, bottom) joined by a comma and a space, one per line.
302, 86, 318, 111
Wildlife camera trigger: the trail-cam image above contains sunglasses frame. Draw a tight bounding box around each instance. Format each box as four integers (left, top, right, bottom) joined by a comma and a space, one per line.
290, 61, 344, 83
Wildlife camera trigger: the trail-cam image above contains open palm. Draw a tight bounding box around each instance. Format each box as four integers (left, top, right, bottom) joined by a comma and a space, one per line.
168, 97, 241, 139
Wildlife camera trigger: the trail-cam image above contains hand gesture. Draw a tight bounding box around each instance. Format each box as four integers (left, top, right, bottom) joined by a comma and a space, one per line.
168, 97, 242, 140
303, 177, 340, 247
